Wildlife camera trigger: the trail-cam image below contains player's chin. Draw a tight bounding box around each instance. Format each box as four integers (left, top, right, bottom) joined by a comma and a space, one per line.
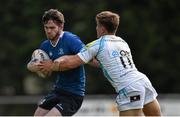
46, 35, 52, 39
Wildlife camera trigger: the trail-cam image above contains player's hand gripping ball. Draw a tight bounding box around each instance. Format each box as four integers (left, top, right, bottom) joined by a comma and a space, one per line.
29, 49, 51, 78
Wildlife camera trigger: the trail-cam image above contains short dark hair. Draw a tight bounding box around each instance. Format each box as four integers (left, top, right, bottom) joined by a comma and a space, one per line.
96, 11, 120, 33
42, 9, 65, 25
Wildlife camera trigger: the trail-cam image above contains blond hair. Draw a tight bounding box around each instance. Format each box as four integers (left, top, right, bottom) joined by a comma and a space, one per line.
96, 11, 120, 33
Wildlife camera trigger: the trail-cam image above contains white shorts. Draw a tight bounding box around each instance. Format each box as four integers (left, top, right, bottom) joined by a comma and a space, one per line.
116, 78, 158, 111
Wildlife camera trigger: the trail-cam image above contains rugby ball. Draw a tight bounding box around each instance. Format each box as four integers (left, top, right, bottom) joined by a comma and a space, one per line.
30, 49, 50, 78
31, 49, 50, 62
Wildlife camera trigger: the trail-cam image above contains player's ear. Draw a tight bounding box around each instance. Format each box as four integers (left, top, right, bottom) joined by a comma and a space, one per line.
59, 23, 64, 29
101, 26, 107, 35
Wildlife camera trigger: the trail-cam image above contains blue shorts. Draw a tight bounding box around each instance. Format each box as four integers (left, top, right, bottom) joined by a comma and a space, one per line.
38, 89, 84, 116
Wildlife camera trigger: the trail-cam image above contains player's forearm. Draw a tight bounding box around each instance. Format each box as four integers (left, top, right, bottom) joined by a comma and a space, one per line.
88, 58, 100, 68
53, 55, 85, 71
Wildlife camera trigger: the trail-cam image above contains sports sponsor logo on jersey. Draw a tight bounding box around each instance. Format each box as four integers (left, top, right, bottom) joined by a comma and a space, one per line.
58, 48, 64, 55
111, 51, 120, 57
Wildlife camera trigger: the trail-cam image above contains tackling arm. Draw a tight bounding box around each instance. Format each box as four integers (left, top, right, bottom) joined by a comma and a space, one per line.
54, 55, 85, 71
88, 58, 100, 68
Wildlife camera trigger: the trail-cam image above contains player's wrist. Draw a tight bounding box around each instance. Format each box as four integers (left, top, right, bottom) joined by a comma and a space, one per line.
51, 61, 60, 71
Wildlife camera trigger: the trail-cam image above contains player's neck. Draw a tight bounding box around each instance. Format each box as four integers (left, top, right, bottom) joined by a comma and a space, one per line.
51, 35, 60, 45
107, 32, 115, 35
101, 32, 115, 37
50, 31, 64, 47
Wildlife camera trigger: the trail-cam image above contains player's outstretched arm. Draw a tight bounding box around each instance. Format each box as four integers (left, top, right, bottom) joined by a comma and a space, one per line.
54, 55, 85, 71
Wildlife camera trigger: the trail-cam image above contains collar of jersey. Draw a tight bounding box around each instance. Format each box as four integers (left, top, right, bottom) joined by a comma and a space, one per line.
50, 31, 64, 47
101, 34, 116, 38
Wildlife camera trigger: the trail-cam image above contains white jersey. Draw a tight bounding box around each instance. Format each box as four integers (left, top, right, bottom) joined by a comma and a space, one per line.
78, 35, 147, 93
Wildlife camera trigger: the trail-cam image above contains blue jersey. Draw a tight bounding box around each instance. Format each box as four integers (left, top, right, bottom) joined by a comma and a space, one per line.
40, 31, 85, 96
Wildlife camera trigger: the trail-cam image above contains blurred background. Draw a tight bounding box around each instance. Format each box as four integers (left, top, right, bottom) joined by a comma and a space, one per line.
0, 0, 179, 116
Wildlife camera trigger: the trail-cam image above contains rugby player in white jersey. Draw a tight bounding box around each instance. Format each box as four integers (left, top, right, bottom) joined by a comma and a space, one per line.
38, 11, 162, 116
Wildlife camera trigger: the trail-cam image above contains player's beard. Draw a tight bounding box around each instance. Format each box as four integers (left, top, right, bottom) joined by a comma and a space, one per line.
48, 31, 60, 42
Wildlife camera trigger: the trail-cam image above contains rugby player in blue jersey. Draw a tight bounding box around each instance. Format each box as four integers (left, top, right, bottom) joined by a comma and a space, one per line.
38, 11, 162, 116
27, 9, 85, 116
